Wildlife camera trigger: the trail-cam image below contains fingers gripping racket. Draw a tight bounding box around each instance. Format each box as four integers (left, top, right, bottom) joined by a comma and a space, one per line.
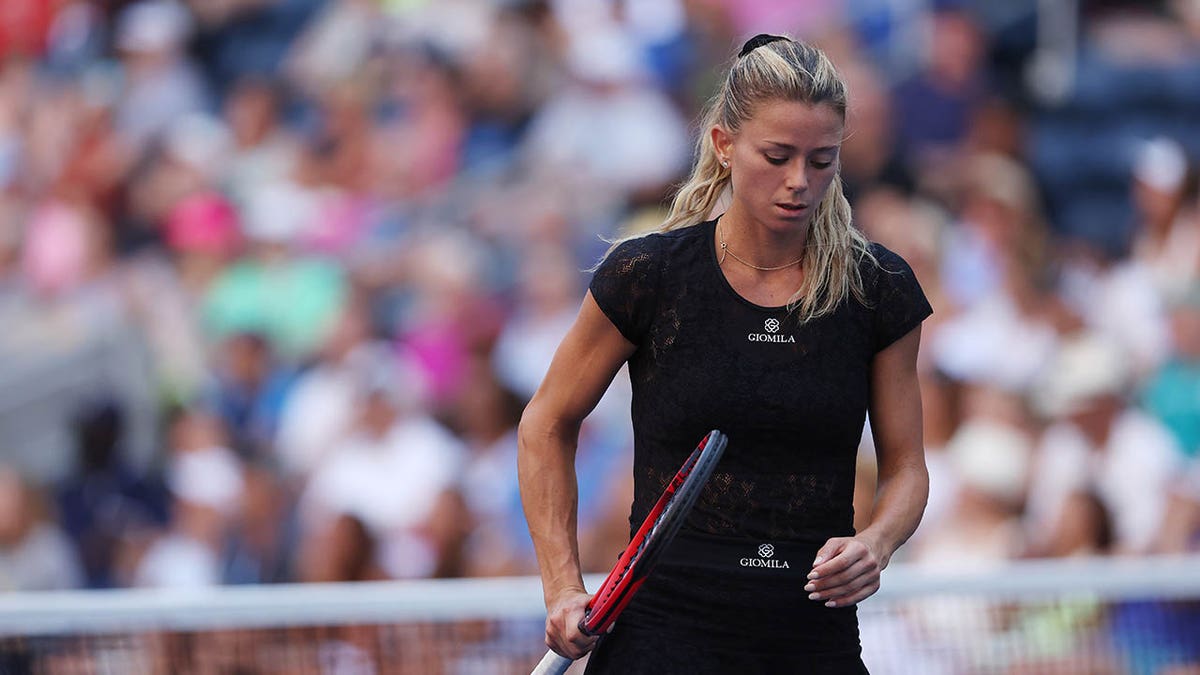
531, 430, 728, 675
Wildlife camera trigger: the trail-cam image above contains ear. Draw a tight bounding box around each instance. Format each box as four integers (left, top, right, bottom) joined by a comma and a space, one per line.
710, 125, 734, 166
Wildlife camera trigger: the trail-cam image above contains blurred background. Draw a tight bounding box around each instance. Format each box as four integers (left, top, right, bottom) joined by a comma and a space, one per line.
1, 0, 1200, 671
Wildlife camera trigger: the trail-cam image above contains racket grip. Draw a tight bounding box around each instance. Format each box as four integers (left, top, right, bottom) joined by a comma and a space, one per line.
531, 650, 574, 675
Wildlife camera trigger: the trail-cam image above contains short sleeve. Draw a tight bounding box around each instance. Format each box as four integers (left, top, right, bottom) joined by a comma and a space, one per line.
589, 236, 662, 345
869, 243, 933, 352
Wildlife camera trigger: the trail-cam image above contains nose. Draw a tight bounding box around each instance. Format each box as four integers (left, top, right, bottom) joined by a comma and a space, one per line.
785, 163, 808, 194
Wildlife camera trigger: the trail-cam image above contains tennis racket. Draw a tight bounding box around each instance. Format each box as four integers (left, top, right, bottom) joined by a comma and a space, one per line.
531, 429, 728, 675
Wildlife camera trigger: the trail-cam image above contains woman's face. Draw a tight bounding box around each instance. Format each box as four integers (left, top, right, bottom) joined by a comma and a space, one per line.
714, 100, 843, 235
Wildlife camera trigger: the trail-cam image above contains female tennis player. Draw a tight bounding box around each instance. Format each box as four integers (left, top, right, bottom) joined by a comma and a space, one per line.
518, 34, 931, 673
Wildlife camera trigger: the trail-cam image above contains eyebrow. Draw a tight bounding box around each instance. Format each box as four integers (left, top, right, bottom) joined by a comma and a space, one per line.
763, 141, 840, 153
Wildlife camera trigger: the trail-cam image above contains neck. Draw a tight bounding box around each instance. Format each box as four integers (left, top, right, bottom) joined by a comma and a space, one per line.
717, 207, 808, 269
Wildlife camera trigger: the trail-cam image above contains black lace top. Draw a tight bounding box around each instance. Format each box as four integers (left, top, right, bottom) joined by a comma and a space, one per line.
590, 218, 932, 542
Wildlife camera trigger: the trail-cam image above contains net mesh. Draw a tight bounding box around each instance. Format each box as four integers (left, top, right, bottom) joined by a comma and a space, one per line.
0, 621, 547, 674
0, 558, 1196, 675
861, 597, 1200, 675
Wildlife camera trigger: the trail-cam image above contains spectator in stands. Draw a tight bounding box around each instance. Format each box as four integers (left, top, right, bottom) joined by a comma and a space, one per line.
112, 0, 210, 152
454, 361, 530, 577
56, 400, 169, 588
284, 0, 381, 101
127, 112, 233, 245
1156, 457, 1200, 553
1144, 286, 1200, 456
1044, 489, 1117, 558
296, 345, 465, 579
837, 61, 912, 201
398, 230, 505, 409
1130, 137, 1200, 301
162, 189, 243, 301
205, 332, 295, 460
1026, 333, 1183, 555
297, 513, 385, 583
0, 466, 83, 591
220, 77, 300, 217
221, 458, 296, 584
133, 409, 244, 588
201, 178, 348, 360
493, 243, 584, 399
891, 7, 988, 196
455, 7, 553, 177
274, 298, 374, 478
1058, 236, 1172, 380
521, 27, 691, 202
367, 47, 467, 204
908, 384, 1033, 569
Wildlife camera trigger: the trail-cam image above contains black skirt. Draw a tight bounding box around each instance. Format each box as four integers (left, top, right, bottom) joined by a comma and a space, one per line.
583, 531, 869, 674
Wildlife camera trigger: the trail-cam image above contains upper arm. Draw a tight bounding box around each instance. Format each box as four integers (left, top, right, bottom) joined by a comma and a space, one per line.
523, 291, 638, 431
868, 324, 926, 480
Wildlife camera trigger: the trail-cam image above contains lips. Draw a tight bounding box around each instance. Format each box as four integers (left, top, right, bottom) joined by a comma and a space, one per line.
776, 203, 808, 214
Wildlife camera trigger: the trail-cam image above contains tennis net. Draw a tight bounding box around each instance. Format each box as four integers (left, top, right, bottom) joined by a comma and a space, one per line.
0, 556, 1196, 674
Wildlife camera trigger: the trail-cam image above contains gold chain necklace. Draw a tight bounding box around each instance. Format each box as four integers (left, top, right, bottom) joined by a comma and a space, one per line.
717, 223, 804, 271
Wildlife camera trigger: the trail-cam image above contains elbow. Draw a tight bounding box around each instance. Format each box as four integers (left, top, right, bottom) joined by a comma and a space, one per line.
516, 397, 549, 452
517, 396, 581, 458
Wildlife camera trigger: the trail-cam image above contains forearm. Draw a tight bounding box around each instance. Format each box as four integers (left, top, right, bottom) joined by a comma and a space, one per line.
1155, 492, 1200, 554
861, 326, 928, 567
518, 405, 586, 603
857, 459, 929, 565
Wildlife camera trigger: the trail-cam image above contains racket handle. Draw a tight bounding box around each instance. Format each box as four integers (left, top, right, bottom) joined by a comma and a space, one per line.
531, 650, 573, 675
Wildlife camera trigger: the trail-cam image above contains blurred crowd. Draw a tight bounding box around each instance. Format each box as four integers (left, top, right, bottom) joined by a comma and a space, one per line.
0, 0, 1199, 600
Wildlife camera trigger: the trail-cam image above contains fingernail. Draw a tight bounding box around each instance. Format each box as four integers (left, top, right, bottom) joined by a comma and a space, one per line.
804, 583, 815, 592
808, 592, 820, 601
825, 600, 837, 608
813, 556, 824, 565
807, 572, 818, 580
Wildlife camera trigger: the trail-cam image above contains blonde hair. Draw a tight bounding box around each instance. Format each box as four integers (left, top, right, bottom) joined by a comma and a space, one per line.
651, 36, 873, 321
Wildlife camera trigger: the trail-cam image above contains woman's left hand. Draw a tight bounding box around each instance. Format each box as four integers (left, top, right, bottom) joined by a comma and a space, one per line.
805, 536, 889, 608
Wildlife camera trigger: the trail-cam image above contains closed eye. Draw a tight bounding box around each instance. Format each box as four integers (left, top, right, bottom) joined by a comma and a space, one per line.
811, 160, 833, 169
764, 155, 788, 165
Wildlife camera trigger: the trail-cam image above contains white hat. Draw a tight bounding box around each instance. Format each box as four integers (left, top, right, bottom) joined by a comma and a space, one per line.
1133, 136, 1187, 193
1032, 333, 1130, 417
946, 420, 1031, 504
167, 446, 244, 514
116, 0, 191, 54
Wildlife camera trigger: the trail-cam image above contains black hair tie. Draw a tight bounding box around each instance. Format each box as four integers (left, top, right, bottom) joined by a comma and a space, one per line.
738, 33, 789, 58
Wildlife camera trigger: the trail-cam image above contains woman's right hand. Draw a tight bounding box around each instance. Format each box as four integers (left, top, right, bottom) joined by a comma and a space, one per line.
544, 586, 599, 659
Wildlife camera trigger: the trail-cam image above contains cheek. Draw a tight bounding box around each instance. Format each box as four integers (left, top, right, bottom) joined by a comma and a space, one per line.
730, 161, 774, 195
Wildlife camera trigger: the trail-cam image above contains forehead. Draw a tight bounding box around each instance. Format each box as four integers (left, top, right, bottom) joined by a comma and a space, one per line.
739, 99, 844, 148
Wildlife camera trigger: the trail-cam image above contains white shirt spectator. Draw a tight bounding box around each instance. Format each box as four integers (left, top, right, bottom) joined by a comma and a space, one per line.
1061, 259, 1171, 379
1026, 409, 1182, 553
276, 361, 358, 477
133, 531, 221, 588
0, 524, 82, 591
522, 30, 689, 196
300, 416, 465, 578
930, 290, 1059, 393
